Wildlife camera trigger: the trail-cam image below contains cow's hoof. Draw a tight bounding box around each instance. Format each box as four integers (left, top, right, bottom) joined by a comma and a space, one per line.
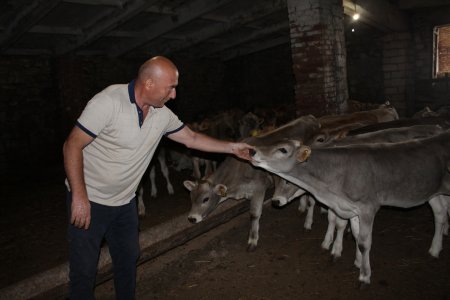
330, 255, 340, 263
247, 244, 257, 252
358, 281, 370, 290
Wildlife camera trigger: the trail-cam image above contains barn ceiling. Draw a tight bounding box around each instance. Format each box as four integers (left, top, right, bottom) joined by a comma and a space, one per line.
0, 0, 449, 61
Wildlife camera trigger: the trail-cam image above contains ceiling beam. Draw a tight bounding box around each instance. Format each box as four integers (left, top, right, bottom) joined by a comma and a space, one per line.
110, 0, 235, 57
397, 0, 450, 9
0, 0, 61, 54
343, 0, 409, 32
30, 25, 82, 35
142, 0, 287, 57
3, 48, 54, 55
195, 20, 289, 58
55, 0, 161, 54
221, 35, 289, 61
62, 0, 125, 7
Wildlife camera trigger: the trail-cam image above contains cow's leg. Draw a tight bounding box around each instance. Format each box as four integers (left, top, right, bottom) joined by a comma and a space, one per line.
192, 157, 201, 179
247, 193, 265, 252
441, 196, 449, 236
350, 216, 361, 269
204, 159, 214, 177
298, 196, 307, 213
428, 196, 447, 257
157, 150, 174, 195
137, 185, 145, 217
321, 210, 337, 250
149, 166, 157, 198
303, 196, 315, 230
331, 215, 348, 259
356, 212, 376, 285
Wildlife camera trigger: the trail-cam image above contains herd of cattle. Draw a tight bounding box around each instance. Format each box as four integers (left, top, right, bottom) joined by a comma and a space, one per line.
139, 102, 450, 287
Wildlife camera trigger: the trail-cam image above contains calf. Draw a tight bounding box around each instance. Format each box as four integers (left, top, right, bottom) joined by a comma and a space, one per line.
269, 105, 400, 235
318, 101, 399, 132
249, 132, 450, 285
184, 115, 321, 251
273, 124, 446, 258
137, 146, 174, 216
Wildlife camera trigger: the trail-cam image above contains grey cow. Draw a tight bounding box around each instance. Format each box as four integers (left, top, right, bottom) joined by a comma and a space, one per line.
184, 115, 320, 251
271, 124, 447, 259
249, 131, 450, 285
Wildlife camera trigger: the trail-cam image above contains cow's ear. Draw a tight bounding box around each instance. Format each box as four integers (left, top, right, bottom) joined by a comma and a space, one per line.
214, 184, 228, 197
296, 145, 311, 162
183, 180, 197, 191
292, 139, 302, 147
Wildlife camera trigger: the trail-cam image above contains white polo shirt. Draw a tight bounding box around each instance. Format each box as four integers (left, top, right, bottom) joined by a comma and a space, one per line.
66, 80, 184, 206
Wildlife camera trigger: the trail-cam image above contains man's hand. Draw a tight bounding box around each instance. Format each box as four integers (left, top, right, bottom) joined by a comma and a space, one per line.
71, 197, 91, 229
230, 142, 255, 161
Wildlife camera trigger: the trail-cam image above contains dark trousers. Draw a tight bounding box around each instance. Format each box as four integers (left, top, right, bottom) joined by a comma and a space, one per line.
66, 192, 140, 300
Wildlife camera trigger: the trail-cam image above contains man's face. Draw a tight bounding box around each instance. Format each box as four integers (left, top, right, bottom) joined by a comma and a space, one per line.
148, 71, 178, 108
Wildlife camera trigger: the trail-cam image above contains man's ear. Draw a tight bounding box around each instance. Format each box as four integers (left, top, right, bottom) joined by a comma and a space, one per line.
145, 78, 154, 89
296, 145, 311, 162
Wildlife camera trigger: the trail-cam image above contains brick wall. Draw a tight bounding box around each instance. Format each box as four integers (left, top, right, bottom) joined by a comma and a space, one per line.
382, 32, 414, 117
0, 56, 60, 175
346, 24, 384, 103
409, 13, 450, 113
287, 0, 348, 117
0, 53, 295, 177
223, 44, 295, 113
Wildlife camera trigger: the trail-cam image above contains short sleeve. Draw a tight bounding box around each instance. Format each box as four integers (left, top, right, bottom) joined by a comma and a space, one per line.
164, 107, 184, 136
77, 93, 114, 137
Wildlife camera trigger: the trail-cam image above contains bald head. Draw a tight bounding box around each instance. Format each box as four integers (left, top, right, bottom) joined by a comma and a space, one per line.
138, 56, 178, 84
134, 56, 179, 108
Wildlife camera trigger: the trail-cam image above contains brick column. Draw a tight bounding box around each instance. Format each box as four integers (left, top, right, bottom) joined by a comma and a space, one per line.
288, 0, 348, 117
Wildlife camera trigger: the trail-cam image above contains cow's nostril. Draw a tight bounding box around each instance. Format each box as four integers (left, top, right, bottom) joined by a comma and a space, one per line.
188, 216, 197, 223
249, 149, 256, 157
272, 199, 281, 207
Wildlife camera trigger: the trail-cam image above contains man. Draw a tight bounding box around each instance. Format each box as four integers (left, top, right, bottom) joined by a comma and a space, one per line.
63, 56, 253, 299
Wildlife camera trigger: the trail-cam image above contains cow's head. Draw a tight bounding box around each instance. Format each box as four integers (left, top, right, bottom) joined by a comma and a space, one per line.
271, 175, 306, 207
249, 139, 311, 173
183, 179, 228, 223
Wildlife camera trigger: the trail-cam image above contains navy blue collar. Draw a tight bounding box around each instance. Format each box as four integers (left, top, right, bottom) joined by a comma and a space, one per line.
128, 79, 144, 127
128, 79, 136, 103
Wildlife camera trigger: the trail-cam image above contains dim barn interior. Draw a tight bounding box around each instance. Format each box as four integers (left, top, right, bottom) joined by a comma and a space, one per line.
0, 0, 450, 299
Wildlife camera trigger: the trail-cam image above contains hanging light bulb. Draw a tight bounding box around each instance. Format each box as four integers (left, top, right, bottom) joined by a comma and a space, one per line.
352, 1, 360, 20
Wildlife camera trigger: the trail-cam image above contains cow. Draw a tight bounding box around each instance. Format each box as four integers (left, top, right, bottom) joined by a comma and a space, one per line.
268, 104, 401, 234
184, 115, 321, 251
137, 146, 174, 216
272, 124, 446, 258
270, 175, 318, 229
348, 116, 450, 136
311, 124, 445, 147
184, 105, 399, 251
249, 131, 450, 285
318, 101, 399, 132
238, 111, 264, 138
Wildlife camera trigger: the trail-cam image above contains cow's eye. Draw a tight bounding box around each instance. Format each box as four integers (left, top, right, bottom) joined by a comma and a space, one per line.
278, 147, 287, 154
202, 197, 209, 203
317, 137, 325, 142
